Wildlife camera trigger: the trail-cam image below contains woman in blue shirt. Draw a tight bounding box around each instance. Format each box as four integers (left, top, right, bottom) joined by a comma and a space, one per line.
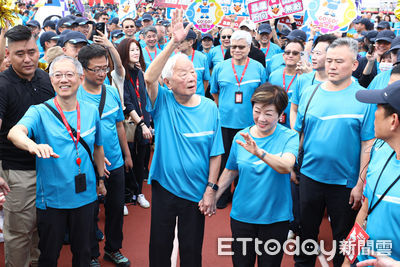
215, 83, 299, 267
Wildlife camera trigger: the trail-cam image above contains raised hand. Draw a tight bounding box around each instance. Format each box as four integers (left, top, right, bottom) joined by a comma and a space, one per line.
170, 9, 193, 45
236, 132, 260, 157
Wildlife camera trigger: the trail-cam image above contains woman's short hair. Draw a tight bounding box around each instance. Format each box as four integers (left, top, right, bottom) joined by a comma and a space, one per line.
251, 83, 288, 115
231, 30, 252, 46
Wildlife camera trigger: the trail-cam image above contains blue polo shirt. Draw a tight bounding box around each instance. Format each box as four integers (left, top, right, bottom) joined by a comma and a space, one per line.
294, 81, 375, 188
210, 58, 267, 129
188, 50, 211, 96
208, 45, 227, 69
18, 98, 102, 210
143, 46, 162, 70
266, 52, 285, 78
226, 125, 298, 224
269, 68, 300, 128
359, 141, 400, 262
261, 42, 282, 78
77, 85, 124, 171
291, 71, 321, 105
367, 70, 391, 90
146, 85, 224, 202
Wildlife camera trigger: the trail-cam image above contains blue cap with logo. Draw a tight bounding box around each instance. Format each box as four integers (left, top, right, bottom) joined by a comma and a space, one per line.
356, 80, 400, 113
61, 31, 88, 46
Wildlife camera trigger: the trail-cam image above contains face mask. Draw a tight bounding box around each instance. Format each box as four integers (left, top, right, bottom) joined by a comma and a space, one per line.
379, 62, 393, 72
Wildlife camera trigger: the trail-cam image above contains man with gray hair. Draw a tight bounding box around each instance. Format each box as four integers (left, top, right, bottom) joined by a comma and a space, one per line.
142, 26, 162, 69
144, 9, 224, 267
293, 38, 376, 266
210, 30, 266, 209
7, 55, 106, 266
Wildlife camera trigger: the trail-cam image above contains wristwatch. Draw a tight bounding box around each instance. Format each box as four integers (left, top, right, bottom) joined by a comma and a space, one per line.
98, 175, 106, 182
207, 182, 219, 191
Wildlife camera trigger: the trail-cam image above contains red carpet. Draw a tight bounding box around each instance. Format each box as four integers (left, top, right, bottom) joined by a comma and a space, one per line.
0, 182, 334, 266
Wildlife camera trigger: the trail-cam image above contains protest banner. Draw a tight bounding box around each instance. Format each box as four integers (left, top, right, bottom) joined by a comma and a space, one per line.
154, 0, 192, 9
119, 0, 137, 21
186, 0, 224, 33
218, 15, 247, 28
305, 0, 357, 33
248, 0, 304, 24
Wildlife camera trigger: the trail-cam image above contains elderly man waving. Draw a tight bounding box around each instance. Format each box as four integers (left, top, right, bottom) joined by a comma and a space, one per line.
144, 9, 224, 267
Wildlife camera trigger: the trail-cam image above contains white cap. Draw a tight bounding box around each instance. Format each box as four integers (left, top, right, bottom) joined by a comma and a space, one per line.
239, 19, 256, 31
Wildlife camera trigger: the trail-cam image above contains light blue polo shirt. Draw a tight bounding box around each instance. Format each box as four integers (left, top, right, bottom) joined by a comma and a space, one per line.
359, 140, 400, 262
146, 85, 224, 202
261, 42, 282, 78
294, 81, 375, 188
208, 45, 227, 69
143, 46, 162, 70
291, 71, 321, 105
266, 52, 285, 78
77, 85, 124, 171
226, 125, 298, 224
188, 50, 211, 96
367, 69, 391, 90
210, 58, 267, 129
269, 68, 300, 128
18, 99, 102, 210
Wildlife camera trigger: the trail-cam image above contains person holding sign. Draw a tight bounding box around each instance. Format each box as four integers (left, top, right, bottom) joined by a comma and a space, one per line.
341, 81, 400, 266
144, 9, 224, 267
210, 30, 266, 209
8, 55, 106, 266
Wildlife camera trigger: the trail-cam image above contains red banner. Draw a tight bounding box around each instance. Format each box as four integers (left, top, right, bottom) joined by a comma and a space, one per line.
218, 16, 246, 29
248, 0, 303, 24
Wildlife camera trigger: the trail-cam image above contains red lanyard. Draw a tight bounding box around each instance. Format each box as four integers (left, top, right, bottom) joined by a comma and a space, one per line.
53, 97, 81, 167
264, 42, 270, 57
191, 49, 195, 62
145, 47, 157, 62
231, 57, 250, 89
130, 75, 143, 117
221, 45, 225, 58
282, 68, 297, 92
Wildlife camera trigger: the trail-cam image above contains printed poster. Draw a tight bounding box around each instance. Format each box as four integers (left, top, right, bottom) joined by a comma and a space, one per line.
248, 0, 304, 24
186, 0, 224, 33
119, 0, 137, 21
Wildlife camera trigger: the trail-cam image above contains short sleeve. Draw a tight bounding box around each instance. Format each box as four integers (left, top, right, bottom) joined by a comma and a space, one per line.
291, 78, 301, 105
17, 105, 40, 138
0, 84, 8, 120
146, 84, 167, 118
260, 66, 267, 84
294, 104, 304, 132
210, 107, 224, 157
210, 64, 221, 94
225, 134, 239, 171
203, 57, 211, 81
360, 103, 376, 141
283, 132, 299, 158
94, 110, 103, 146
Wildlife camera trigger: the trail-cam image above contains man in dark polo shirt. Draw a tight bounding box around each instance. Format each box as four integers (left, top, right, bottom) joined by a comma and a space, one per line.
0, 25, 54, 267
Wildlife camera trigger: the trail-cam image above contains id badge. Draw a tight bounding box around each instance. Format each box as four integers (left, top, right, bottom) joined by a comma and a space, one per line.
235, 91, 243, 104
343, 223, 370, 263
75, 173, 87, 193
279, 113, 287, 124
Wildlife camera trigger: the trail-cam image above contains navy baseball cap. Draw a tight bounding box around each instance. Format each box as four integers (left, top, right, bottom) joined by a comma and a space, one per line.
135, 20, 143, 28
111, 29, 124, 39
162, 20, 170, 27
43, 20, 56, 29
185, 29, 197, 40
286, 29, 307, 42
364, 30, 378, 43
62, 31, 88, 46
75, 17, 94, 25
26, 20, 40, 28
389, 36, 400, 52
278, 29, 291, 37
373, 30, 396, 43
356, 80, 400, 113
201, 33, 213, 41
39, 31, 59, 48
108, 17, 119, 25
258, 24, 272, 34
57, 17, 74, 31
142, 13, 153, 21
377, 21, 391, 30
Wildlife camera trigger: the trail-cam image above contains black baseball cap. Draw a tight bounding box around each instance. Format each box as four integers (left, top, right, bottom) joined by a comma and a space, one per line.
26, 20, 41, 29
43, 20, 56, 29
356, 80, 400, 113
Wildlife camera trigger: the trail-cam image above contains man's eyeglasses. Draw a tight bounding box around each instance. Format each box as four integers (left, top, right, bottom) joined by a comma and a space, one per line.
284, 50, 301, 56
86, 67, 110, 74
231, 45, 247, 50
221, 35, 231, 40
51, 72, 77, 80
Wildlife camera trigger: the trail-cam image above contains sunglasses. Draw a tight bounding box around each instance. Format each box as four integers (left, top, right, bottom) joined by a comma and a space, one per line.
231, 45, 246, 50
284, 50, 301, 56
221, 35, 231, 39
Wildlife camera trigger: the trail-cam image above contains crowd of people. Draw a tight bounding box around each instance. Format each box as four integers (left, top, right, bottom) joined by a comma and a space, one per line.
0, 1, 400, 267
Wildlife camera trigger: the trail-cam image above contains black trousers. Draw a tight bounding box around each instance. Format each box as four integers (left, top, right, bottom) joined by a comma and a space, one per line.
37, 201, 96, 267
218, 127, 241, 205
129, 141, 148, 195
92, 165, 125, 257
231, 218, 289, 267
294, 174, 358, 267
149, 181, 205, 267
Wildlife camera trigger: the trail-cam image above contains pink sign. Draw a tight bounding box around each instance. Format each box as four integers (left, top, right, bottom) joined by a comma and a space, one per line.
218, 16, 246, 29
154, 0, 192, 9
248, 0, 303, 24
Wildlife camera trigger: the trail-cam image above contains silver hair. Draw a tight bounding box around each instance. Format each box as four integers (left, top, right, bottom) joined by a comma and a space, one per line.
161, 53, 189, 80
328, 37, 359, 60
49, 55, 83, 76
142, 26, 157, 36
231, 30, 252, 46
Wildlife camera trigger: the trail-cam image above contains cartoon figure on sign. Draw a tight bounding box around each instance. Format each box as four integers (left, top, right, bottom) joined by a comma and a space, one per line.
323, 0, 346, 17
198, 0, 214, 19
231, 0, 244, 14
